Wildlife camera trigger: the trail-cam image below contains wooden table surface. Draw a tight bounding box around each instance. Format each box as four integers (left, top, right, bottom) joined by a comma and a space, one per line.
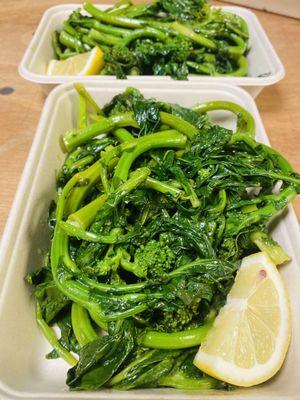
0, 1, 300, 237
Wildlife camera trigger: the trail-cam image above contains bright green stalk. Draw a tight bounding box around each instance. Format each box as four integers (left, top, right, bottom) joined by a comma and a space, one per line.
68, 194, 107, 229
81, 35, 98, 49
51, 31, 63, 59
65, 161, 107, 215
160, 111, 198, 139
187, 55, 248, 77
77, 93, 88, 129
221, 11, 249, 37
68, 167, 151, 229
193, 100, 255, 137
83, 2, 145, 28
65, 142, 134, 216
227, 33, 247, 56
144, 177, 184, 199
229, 133, 293, 173
60, 219, 118, 243
171, 167, 200, 208
216, 55, 248, 77
62, 112, 138, 152
88, 28, 122, 46
74, 83, 103, 115
118, 27, 167, 46
213, 55, 248, 77
71, 303, 98, 347
142, 321, 213, 349
65, 177, 184, 233
105, 0, 131, 14
76, 17, 131, 35
88, 309, 108, 330
68, 155, 94, 175
63, 20, 78, 36
113, 130, 187, 186
36, 303, 77, 366
91, 19, 131, 36
59, 30, 85, 52
250, 231, 291, 266
113, 127, 135, 143
171, 22, 217, 50
225, 186, 297, 236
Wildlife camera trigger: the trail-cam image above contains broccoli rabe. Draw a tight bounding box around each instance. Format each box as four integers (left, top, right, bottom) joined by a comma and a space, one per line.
50, 0, 249, 79
25, 85, 300, 392
122, 234, 175, 279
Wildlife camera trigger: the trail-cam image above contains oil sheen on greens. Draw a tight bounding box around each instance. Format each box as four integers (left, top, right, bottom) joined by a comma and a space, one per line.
26, 84, 300, 391
51, 0, 249, 79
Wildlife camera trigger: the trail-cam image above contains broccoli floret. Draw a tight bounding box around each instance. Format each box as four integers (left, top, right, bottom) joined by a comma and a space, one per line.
135, 235, 175, 279
120, 234, 175, 279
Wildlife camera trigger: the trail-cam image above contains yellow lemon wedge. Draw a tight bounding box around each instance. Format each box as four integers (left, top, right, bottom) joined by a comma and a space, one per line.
194, 252, 291, 387
47, 47, 104, 76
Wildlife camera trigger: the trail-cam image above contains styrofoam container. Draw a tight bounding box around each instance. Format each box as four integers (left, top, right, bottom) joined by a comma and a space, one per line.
18, 4, 285, 98
0, 82, 299, 400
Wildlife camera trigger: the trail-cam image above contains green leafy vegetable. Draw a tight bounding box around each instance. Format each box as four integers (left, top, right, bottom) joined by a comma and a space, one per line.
26, 85, 300, 392
50, 0, 250, 79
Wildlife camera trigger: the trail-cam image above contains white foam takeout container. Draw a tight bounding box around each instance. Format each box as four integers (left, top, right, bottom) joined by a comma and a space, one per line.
0, 82, 299, 400
18, 4, 285, 98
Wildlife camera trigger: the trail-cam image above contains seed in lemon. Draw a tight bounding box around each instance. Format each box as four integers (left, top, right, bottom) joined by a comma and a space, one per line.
47, 47, 104, 76
194, 252, 291, 387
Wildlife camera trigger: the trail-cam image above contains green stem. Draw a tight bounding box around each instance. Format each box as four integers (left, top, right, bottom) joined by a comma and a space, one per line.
193, 100, 255, 137
65, 161, 107, 215
229, 134, 293, 173
250, 231, 290, 266
187, 55, 248, 77
81, 34, 98, 49
160, 111, 198, 139
51, 31, 63, 59
118, 27, 167, 46
60, 220, 118, 243
36, 302, 77, 366
71, 303, 98, 347
68, 167, 150, 229
59, 30, 85, 52
74, 83, 103, 115
225, 186, 297, 236
77, 93, 88, 129
171, 22, 217, 50
215, 55, 248, 77
144, 177, 183, 199
113, 130, 187, 186
62, 112, 138, 152
68, 155, 94, 175
68, 194, 107, 229
88, 309, 108, 330
83, 2, 144, 28
90, 19, 131, 36
88, 28, 122, 46
142, 322, 213, 349
113, 127, 135, 143
227, 33, 247, 56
